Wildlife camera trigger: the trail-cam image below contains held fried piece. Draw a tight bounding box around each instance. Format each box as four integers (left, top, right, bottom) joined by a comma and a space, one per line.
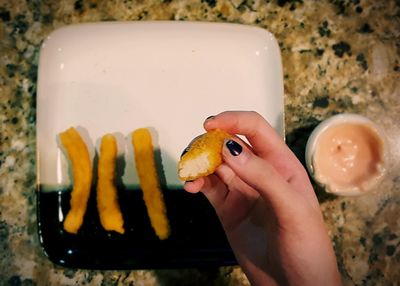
178, 129, 231, 181
59, 127, 93, 234
132, 128, 170, 240
97, 134, 125, 234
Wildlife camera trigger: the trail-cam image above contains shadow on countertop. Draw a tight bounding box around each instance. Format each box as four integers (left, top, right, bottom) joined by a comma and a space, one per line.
154, 267, 232, 286
286, 121, 337, 204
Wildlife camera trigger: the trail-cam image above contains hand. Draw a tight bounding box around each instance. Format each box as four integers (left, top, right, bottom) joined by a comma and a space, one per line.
184, 111, 341, 286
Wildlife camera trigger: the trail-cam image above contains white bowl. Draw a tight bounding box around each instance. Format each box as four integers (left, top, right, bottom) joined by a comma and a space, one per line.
305, 113, 388, 196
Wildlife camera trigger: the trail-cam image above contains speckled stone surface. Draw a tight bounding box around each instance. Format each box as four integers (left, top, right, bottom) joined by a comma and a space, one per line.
1, 0, 399, 285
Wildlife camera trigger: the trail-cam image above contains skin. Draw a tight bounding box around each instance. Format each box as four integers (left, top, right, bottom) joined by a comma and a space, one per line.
184, 111, 342, 286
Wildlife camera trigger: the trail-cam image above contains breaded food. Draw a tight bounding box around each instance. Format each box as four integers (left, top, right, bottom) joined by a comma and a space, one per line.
178, 129, 231, 181
96, 134, 125, 234
59, 127, 92, 234
132, 128, 170, 240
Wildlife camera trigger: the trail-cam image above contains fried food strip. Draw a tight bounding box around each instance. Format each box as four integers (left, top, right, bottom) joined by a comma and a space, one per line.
178, 129, 231, 181
97, 134, 125, 234
59, 127, 92, 234
132, 128, 170, 240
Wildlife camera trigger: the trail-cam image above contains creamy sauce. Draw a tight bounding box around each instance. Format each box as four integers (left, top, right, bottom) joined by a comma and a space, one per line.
313, 123, 385, 193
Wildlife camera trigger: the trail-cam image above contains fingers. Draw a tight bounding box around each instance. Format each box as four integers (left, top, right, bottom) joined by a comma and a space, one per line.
184, 173, 228, 210
216, 163, 259, 201
222, 138, 319, 211
183, 177, 205, 193
183, 164, 260, 229
204, 111, 287, 159
214, 164, 261, 229
204, 111, 310, 190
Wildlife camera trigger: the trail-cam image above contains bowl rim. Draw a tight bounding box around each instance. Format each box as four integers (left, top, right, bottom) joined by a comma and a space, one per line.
305, 113, 388, 196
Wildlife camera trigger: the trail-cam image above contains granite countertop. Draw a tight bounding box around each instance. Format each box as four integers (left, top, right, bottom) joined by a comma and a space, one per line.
1, 0, 399, 285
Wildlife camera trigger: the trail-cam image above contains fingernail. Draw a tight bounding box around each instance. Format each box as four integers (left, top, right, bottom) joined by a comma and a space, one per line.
180, 146, 190, 158
205, 115, 215, 122
226, 140, 242, 156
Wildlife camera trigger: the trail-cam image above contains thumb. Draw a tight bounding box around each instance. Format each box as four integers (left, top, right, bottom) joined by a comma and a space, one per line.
222, 139, 301, 211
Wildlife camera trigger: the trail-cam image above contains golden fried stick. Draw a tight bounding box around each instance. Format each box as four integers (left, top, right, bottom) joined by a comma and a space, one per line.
59, 127, 92, 234
178, 129, 231, 181
96, 134, 125, 234
132, 128, 170, 240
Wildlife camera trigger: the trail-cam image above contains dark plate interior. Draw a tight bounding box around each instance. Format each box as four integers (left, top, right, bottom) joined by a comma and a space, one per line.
37, 186, 236, 269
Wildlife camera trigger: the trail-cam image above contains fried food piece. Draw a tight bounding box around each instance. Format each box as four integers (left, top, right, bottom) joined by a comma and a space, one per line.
132, 128, 170, 240
59, 127, 92, 234
178, 129, 231, 181
97, 134, 125, 234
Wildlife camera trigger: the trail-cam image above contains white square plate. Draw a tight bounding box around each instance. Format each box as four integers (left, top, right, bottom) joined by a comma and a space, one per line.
36, 21, 284, 268
37, 21, 284, 189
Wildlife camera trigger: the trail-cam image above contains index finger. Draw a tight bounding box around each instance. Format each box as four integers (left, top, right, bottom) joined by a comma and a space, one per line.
204, 111, 285, 157
204, 111, 305, 181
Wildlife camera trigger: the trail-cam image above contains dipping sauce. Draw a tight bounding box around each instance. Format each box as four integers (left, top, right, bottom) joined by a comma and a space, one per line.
306, 114, 387, 196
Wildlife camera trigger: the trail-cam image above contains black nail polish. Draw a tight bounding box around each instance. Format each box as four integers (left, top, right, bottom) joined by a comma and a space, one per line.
180, 147, 190, 158
226, 140, 242, 156
181, 135, 203, 158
